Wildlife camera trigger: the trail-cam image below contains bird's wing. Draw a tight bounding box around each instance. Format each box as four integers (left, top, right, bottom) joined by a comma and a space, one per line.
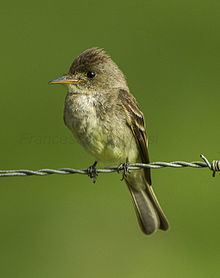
118, 89, 152, 185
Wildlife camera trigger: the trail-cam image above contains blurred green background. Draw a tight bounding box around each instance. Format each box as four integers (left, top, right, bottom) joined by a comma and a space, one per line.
0, 0, 219, 277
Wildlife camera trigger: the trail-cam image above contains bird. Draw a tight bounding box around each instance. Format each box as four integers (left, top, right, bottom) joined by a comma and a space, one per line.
49, 47, 169, 235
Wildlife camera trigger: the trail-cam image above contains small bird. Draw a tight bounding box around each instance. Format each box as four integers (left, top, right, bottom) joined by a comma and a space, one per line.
49, 48, 169, 235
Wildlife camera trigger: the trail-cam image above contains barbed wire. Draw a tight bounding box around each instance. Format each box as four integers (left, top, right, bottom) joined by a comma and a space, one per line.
0, 154, 219, 179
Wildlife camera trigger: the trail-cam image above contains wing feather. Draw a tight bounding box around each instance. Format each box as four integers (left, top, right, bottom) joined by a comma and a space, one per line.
118, 89, 152, 185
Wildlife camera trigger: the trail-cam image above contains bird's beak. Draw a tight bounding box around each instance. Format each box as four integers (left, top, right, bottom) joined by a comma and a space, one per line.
49, 75, 81, 85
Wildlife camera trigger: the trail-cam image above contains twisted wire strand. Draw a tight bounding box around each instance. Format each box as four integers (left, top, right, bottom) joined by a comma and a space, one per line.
0, 154, 219, 178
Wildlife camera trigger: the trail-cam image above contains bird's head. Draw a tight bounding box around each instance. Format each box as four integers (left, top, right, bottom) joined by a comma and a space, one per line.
49, 48, 128, 94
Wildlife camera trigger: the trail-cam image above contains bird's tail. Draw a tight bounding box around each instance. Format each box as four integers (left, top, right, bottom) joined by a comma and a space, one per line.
125, 173, 169, 235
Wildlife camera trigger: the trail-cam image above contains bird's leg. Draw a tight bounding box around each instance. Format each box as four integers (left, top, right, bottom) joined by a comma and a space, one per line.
117, 158, 130, 181
87, 161, 98, 183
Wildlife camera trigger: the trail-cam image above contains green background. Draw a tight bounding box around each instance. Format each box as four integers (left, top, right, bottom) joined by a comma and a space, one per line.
0, 0, 219, 277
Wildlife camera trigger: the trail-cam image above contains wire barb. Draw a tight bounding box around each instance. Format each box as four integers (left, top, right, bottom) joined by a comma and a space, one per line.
0, 154, 219, 178
200, 154, 220, 177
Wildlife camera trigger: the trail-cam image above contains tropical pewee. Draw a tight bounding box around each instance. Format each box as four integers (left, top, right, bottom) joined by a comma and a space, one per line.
49, 47, 169, 235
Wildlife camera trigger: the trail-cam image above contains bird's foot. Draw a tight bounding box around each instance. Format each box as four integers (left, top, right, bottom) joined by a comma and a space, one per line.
87, 161, 98, 183
117, 159, 130, 181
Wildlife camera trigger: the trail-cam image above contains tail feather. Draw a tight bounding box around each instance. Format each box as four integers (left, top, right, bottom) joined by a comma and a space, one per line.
125, 173, 169, 235
146, 183, 169, 231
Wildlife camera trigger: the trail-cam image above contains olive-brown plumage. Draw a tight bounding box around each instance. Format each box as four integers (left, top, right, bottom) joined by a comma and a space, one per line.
50, 47, 169, 235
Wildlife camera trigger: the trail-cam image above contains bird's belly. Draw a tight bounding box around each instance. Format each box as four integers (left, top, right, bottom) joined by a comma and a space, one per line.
64, 101, 138, 163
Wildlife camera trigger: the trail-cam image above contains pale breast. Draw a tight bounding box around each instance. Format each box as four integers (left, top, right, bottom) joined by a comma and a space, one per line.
64, 93, 139, 163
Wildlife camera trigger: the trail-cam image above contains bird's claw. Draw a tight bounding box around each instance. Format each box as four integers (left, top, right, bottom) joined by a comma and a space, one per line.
87, 161, 98, 183
117, 160, 130, 181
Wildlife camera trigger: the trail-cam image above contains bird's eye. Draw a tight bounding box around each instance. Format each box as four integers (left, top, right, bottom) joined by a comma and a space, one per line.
87, 71, 96, 79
